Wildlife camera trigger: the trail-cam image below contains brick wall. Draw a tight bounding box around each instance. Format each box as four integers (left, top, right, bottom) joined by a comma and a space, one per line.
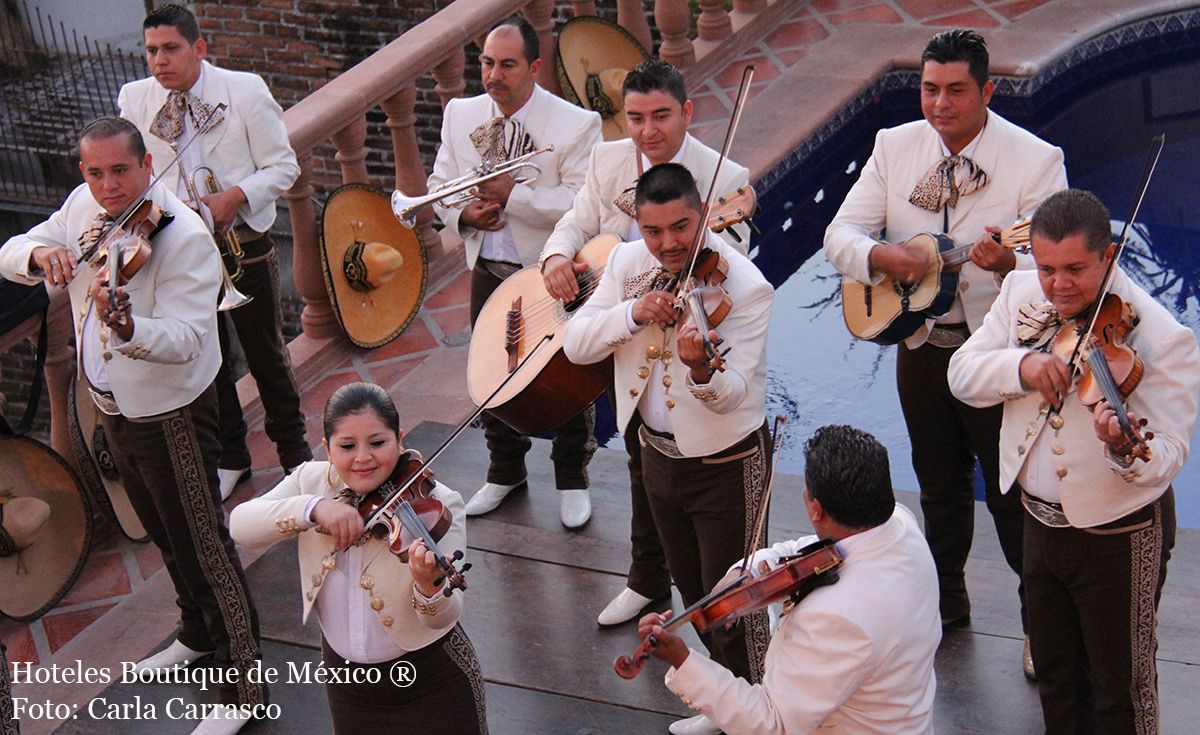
191, 0, 649, 196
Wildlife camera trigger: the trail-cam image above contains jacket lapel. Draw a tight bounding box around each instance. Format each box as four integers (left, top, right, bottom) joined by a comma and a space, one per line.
946, 109, 1003, 232
198, 62, 229, 158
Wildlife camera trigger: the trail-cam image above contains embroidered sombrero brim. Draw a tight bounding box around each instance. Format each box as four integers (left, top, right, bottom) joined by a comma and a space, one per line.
67, 373, 148, 542
319, 184, 428, 349
556, 16, 649, 141
0, 434, 92, 621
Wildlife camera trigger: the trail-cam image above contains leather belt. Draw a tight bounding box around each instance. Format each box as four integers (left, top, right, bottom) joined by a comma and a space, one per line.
639, 424, 684, 459
478, 257, 522, 281
927, 322, 969, 349
1021, 491, 1070, 528
87, 383, 122, 417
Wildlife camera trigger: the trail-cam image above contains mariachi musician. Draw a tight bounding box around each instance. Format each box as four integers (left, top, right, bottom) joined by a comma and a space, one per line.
119, 4, 310, 500
823, 30, 1065, 670
540, 58, 751, 628
565, 163, 772, 735
428, 17, 602, 528
0, 117, 264, 735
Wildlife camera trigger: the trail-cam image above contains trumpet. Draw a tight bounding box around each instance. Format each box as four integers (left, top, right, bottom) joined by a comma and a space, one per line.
177, 163, 252, 311
390, 146, 553, 229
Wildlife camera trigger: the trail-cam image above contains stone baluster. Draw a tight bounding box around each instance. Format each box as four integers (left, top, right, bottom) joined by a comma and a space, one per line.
381, 83, 443, 277
655, 0, 696, 70
285, 153, 338, 338
523, 0, 559, 95
570, 0, 596, 16
432, 48, 466, 109
331, 117, 370, 185
619, 0, 653, 55
696, 0, 732, 50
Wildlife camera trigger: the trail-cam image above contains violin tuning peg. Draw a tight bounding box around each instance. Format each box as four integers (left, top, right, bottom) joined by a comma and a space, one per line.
1138, 418, 1149, 427
720, 347, 732, 357
452, 549, 464, 561
728, 229, 743, 243
461, 562, 472, 573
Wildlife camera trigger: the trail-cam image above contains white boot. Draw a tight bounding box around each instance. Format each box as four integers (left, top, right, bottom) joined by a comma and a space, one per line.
559, 489, 591, 528
464, 481, 523, 516
669, 713, 722, 735
190, 704, 249, 735
597, 587, 654, 626
217, 467, 251, 502
132, 639, 214, 675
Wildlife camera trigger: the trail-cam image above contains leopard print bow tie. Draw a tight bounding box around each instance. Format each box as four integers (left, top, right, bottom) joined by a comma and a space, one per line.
908, 155, 988, 213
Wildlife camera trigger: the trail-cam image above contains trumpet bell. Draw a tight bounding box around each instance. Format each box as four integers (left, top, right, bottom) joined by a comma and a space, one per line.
390, 190, 424, 229
218, 281, 253, 311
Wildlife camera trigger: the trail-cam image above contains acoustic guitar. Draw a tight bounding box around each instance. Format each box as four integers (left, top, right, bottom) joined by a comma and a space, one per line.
467, 187, 757, 436
842, 218, 1030, 345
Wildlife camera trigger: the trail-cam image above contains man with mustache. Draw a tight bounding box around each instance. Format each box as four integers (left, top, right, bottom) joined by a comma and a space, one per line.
949, 189, 1199, 733
428, 17, 602, 528
539, 58, 751, 629
824, 29, 1066, 675
565, 163, 772, 735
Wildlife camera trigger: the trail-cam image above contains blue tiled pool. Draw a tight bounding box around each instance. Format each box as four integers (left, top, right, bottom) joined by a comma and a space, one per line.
758, 43, 1200, 526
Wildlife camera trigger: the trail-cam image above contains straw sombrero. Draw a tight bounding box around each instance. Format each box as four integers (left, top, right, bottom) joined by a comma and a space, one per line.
556, 16, 649, 141
67, 373, 148, 542
320, 184, 428, 349
0, 434, 92, 621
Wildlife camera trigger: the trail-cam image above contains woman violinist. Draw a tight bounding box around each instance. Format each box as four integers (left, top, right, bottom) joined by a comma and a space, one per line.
229, 383, 487, 734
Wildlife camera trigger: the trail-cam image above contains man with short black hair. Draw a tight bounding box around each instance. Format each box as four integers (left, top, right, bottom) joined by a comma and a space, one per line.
0, 118, 264, 735
565, 162, 772, 735
429, 17, 602, 528
949, 188, 1199, 733
639, 424, 941, 734
824, 29, 1067, 667
541, 57, 751, 627
119, 3, 309, 502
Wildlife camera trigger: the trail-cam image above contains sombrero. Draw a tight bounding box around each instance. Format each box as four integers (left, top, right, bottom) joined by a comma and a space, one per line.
67, 372, 148, 542
0, 434, 92, 621
556, 16, 649, 141
320, 184, 428, 349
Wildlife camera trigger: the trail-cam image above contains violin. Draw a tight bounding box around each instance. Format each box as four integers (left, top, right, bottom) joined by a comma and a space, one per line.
675, 246, 733, 372
1053, 293, 1152, 461
613, 539, 841, 679
352, 449, 469, 596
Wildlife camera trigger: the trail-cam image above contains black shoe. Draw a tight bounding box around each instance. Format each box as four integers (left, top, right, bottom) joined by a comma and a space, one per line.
941, 612, 971, 629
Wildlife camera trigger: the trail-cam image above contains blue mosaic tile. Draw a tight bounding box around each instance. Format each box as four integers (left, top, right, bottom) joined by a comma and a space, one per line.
759, 7, 1200, 189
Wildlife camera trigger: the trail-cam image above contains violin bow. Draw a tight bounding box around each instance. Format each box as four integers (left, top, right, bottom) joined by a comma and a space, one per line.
354, 334, 553, 539
76, 103, 228, 269
737, 414, 788, 577
675, 64, 755, 294
1060, 134, 1165, 378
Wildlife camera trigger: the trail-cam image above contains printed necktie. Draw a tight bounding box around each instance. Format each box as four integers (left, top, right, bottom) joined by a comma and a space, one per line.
149, 90, 224, 143
908, 154, 989, 213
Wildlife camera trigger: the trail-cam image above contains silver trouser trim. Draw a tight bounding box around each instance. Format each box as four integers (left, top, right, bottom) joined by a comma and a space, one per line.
88, 387, 121, 416
638, 424, 685, 459
927, 326, 968, 349
1022, 492, 1071, 528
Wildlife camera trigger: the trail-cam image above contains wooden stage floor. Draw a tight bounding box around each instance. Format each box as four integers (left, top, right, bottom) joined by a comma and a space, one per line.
59, 422, 1200, 734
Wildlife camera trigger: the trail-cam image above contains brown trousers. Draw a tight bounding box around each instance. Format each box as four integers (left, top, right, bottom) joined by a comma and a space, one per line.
1023, 488, 1174, 735
641, 422, 772, 683
215, 236, 311, 471
100, 384, 264, 707
896, 340, 1025, 625
322, 625, 487, 734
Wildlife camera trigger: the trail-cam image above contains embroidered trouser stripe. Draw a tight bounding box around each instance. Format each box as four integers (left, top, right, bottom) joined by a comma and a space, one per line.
101, 384, 264, 706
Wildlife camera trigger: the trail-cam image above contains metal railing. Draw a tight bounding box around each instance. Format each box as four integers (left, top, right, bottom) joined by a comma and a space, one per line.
0, 1, 145, 210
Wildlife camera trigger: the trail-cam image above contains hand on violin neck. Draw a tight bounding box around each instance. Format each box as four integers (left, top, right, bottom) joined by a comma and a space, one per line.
1092, 400, 1141, 459
636, 611, 689, 668
31, 246, 78, 288
407, 538, 444, 598
1019, 352, 1071, 408
632, 289, 678, 327
90, 274, 135, 340
677, 322, 721, 382
312, 498, 365, 551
